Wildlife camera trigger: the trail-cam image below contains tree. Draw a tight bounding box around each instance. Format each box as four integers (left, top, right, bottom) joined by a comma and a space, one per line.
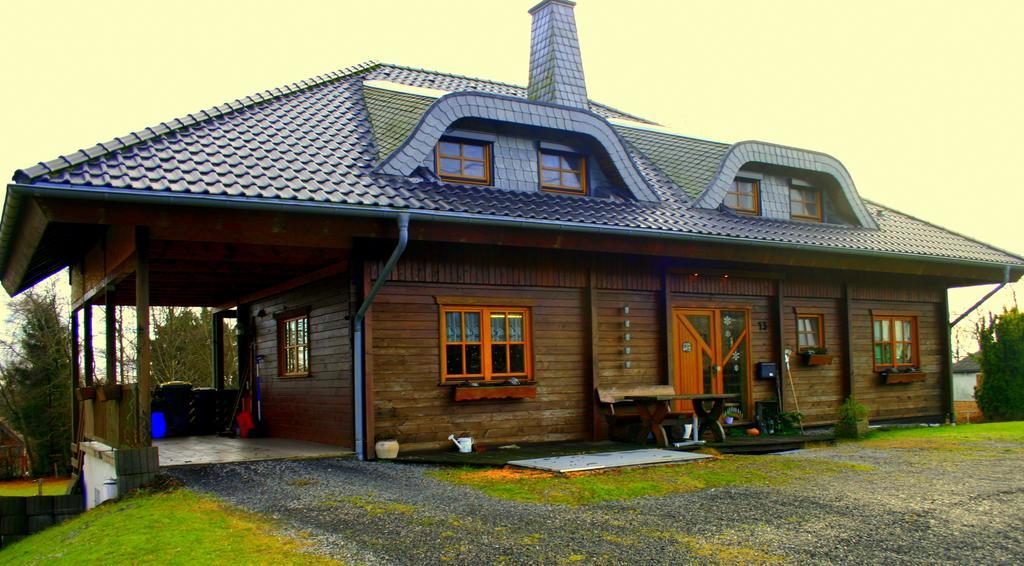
151, 307, 214, 387
975, 307, 1024, 421
0, 283, 71, 476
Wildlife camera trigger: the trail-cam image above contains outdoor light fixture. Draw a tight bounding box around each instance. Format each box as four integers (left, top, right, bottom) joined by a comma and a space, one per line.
624, 333, 631, 342
623, 305, 630, 315
624, 319, 631, 328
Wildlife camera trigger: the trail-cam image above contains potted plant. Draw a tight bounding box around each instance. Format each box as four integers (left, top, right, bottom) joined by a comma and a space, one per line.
835, 397, 870, 438
799, 348, 834, 366
375, 437, 400, 459
723, 406, 743, 425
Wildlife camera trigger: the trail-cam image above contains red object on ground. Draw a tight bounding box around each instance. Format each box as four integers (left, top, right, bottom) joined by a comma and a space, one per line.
746, 427, 761, 436
237, 411, 255, 438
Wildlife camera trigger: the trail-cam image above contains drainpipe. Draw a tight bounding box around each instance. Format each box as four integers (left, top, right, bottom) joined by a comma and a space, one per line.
354, 213, 409, 460
946, 265, 1011, 422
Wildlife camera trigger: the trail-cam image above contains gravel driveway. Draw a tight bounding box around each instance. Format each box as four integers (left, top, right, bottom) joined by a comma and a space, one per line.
169, 440, 1024, 565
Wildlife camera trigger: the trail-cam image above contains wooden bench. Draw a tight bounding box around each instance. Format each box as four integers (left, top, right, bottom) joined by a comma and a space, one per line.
595, 385, 689, 442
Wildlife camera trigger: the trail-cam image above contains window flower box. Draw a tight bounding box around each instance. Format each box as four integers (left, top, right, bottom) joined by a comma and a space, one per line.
75, 386, 96, 401
799, 351, 834, 366
453, 384, 537, 402
880, 370, 927, 384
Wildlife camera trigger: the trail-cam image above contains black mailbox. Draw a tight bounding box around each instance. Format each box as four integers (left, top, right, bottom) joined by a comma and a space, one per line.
756, 362, 778, 380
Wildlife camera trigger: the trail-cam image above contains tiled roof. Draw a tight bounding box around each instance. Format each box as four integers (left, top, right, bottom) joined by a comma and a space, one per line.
952, 354, 981, 373
8, 62, 1024, 270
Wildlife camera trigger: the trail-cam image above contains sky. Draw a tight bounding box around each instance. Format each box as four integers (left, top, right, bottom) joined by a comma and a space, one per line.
0, 0, 1021, 353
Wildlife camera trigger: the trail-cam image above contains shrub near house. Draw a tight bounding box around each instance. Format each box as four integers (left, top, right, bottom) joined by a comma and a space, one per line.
976, 308, 1024, 421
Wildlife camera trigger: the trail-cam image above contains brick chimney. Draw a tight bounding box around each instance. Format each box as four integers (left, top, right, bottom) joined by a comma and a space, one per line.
527, 0, 588, 109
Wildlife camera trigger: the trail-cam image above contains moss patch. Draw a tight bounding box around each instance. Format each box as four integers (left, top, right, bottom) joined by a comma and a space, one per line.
430, 455, 866, 506
2, 488, 337, 565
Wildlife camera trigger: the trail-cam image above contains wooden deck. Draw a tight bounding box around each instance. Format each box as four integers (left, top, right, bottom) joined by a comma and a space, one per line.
701, 433, 835, 454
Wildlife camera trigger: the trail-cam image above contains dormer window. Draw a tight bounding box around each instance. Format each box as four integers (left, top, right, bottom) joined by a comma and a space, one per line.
436, 139, 491, 185
790, 185, 823, 222
539, 150, 587, 195
725, 178, 760, 215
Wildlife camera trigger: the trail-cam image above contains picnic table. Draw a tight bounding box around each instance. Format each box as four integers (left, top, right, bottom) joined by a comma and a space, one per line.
624, 393, 740, 446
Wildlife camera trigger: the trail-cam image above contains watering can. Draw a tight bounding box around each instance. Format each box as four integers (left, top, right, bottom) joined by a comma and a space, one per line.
447, 434, 473, 453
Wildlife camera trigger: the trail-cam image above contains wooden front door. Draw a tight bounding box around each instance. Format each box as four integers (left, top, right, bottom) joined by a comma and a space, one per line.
673, 308, 751, 412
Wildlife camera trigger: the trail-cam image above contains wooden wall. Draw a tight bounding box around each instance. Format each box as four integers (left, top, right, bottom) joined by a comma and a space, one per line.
248, 275, 353, 447
356, 243, 952, 450
371, 282, 588, 451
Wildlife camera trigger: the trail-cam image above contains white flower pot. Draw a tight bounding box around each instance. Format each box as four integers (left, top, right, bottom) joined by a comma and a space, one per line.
375, 439, 400, 459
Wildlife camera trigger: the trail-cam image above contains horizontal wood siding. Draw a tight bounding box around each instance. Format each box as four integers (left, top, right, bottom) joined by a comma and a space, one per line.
370, 243, 588, 288
596, 290, 664, 388
371, 282, 588, 451
850, 299, 945, 420
670, 275, 775, 296
781, 297, 845, 424
248, 275, 352, 447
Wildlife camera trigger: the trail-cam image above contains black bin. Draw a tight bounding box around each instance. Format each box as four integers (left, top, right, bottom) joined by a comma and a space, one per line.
153, 382, 193, 437
190, 388, 219, 435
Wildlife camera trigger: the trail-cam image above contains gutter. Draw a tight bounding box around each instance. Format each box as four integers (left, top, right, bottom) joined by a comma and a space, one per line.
5, 182, 1024, 283
353, 213, 409, 460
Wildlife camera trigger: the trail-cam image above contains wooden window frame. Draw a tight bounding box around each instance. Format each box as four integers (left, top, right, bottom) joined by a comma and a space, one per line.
435, 138, 492, 185
725, 178, 761, 215
275, 306, 311, 378
538, 150, 587, 195
439, 305, 533, 384
790, 185, 823, 222
796, 313, 825, 352
871, 314, 919, 370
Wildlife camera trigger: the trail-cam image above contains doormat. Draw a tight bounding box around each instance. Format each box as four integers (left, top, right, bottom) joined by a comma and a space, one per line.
507, 449, 711, 473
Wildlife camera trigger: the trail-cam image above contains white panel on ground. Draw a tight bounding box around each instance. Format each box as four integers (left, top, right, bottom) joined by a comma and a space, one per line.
507, 449, 712, 473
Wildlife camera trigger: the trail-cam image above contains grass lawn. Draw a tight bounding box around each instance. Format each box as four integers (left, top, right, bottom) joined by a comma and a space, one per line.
430, 453, 869, 506
0, 477, 69, 496
2, 488, 337, 565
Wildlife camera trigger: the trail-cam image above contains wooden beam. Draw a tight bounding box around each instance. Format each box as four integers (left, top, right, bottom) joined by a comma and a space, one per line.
135, 227, 152, 447
775, 279, 786, 412
212, 311, 225, 391
842, 282, 855, 400
1, 198, 48, 295
219, 261, 349, 310
942, 293, 954, 422
360, 259, 376, 458
70, 253, 135, 312
586, 264, 601, 440
105, 287, 117, 385
83, 305, 94, 387
661, 264, 674, 388
70, 309, 81, 448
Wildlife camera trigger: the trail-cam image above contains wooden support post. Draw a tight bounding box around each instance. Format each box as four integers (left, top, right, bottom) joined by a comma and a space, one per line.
103, 287, 120, 446
361, 263, 377, 459
661, 265, 674, 387
83, 305, 94, 387
105, 287, 117, 385
212, 311, 225, 391
135, 228, 152, 447
70, 309, 81, 447
842, 283, 855, 400
586, 264, 601, 440
236, 304, 252, 409
775, 280, 786, 412
942, 292, 955, 423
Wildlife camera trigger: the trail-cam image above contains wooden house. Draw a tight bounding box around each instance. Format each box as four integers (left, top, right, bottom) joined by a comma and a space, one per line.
1, 0, 1021, 460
